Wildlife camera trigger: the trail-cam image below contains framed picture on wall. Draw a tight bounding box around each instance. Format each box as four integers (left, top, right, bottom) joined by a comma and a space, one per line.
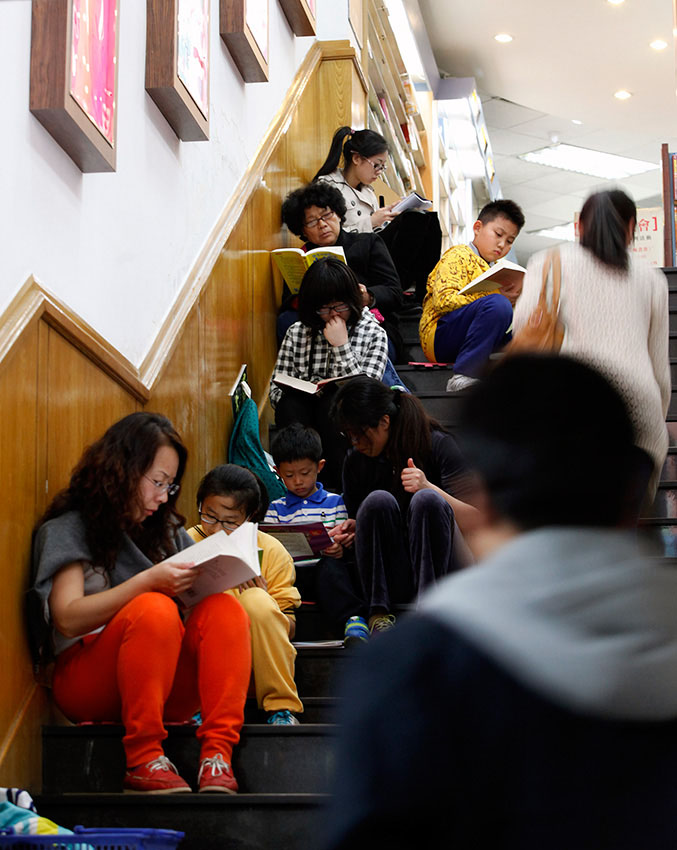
30, 0, 119, 172
146, 0, 210, 141
278, 0, 316, 37
220, 0, 269, 83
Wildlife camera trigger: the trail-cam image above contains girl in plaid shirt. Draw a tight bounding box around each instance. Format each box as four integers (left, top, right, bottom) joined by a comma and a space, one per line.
270, 259, 388, 489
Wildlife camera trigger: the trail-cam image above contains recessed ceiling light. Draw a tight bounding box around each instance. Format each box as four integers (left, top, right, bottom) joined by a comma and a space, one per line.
494, 33, 513, 43
614, 89, 632, 100
519, 143, 658, 179
572, 119, 583, 125
607, 0, 625, 5
650, 39, 668, 51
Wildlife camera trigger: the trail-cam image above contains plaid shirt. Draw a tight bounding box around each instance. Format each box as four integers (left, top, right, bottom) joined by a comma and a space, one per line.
270, 309, 388, 407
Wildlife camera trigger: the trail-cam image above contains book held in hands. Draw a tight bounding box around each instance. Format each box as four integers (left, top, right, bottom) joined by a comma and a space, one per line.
391, 192, 433, 214
259, 522, 333, 561
457, 259, 527, 296
271, 246, 347, 295
272, 373, 353, 395
164, 524, 261, 609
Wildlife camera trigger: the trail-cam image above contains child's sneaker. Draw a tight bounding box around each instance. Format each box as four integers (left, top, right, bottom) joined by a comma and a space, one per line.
344, 615, 369, 647
267, 709, 300, 725
123, 756, 191, 794
369, 614, 396, 635
198, 753, 238, 794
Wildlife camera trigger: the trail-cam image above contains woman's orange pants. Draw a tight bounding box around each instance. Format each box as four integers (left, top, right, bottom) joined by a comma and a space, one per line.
52, 591, 251, 767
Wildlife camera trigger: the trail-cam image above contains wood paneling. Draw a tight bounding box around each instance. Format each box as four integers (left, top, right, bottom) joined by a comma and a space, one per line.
0, 40, 366, 789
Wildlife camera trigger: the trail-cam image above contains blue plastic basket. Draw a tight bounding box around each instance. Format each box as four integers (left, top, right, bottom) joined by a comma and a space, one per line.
0, 826, 184, 850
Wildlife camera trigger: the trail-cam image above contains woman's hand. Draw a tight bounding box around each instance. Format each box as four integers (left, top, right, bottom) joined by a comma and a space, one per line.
331, 519, 356, 548
237, 575, 268, 594
401, 458, 430, 493
323, 315, 349, 347
371, 205, 398, 229
147, 561, 199, 596
358, 283, 374, 308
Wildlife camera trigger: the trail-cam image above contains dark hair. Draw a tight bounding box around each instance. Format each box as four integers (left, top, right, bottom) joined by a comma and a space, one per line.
331, 376, 443, 490
196, 464, 269, 524
297, 259, 364, 331
281, 183, 347, 239
271, 423, 323, 465
477, 199, 525, 231
38, 412, 188, 569
458, 354, 648, 529
312, 126, 389, 182
579, 189, 636, 271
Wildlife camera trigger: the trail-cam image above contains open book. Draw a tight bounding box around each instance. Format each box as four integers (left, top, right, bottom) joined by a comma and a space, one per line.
165, 524, 261, 609
391, 191, 433, 214
259, 522, 333, 561
272, 373, 352, 395
271, 246, 347, 295
457, 259, 527, 296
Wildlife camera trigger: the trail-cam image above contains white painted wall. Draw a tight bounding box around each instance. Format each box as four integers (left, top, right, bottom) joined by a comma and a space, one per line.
1, 0, 355, 366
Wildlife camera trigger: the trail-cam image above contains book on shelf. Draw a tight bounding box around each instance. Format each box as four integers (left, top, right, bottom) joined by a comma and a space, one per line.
272, 373, 352, 395
457, 259, 527, 296
259, 522, 333, 561
166, 524, 261, 609
270, 246, 346, 295
391, 191, 433, 215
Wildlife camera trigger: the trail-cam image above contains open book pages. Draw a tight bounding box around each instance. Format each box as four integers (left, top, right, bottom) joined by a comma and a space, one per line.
391, 191, 433, 214
270, 245, 347, 295
167, 524, 261, 609
457, 259, 527, 296
272, 373, 352, 395
259, 522, 333, 560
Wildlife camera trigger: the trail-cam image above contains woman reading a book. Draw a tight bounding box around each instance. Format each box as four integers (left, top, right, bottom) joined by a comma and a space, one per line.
329, 376, 476, 635
31, 412, 251, 795
278, 182, 404, 357
313, 126, 442, 302
270, 258, 389, 489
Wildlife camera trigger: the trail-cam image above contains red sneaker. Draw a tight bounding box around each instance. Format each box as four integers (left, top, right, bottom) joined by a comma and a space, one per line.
198, 753, 238, 794
123, 756, 191, 794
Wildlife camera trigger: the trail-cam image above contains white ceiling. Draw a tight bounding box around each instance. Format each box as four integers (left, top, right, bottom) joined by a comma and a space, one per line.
417, 0, 677, 263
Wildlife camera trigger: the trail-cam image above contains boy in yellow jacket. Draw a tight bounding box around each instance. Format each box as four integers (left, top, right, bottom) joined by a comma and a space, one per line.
419, 200, 524, 391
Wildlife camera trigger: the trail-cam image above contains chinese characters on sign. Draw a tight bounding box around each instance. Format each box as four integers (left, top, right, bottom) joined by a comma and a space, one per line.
631, 208, 663, 268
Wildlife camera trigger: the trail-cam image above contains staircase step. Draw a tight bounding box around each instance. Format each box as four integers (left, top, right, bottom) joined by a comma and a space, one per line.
244, 697, 338, 725
395, 363, 455, 393
294, 645, 350, 697
642, 481, 677, 519
669, 334, 677, 358
411, 390, 467, 424
42, 723, 337, 794
639, 520, 677, 557
35, 793, 328, 850
661, 448, 677, 479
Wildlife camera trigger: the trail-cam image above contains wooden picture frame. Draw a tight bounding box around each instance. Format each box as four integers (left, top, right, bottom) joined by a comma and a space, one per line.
278, 0, 315, 37
220, 0, 269, 83
146, 0, 210, 141
30, 0, 119, 173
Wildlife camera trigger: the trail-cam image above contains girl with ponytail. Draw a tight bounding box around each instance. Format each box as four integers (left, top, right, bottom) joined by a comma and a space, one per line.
514, 189, 670, 498
328, 376, 476, 638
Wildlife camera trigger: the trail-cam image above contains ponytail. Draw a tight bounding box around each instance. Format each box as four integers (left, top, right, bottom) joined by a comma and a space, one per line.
579, 190, 636, 271
312, 126, 389, 182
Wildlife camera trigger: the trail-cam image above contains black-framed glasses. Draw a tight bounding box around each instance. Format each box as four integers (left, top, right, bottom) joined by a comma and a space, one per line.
304, 210, 336, 229
199, 513, 241, 532
144, 475, 180, 496
366, 158, 387, 173
315, 302, 350, 317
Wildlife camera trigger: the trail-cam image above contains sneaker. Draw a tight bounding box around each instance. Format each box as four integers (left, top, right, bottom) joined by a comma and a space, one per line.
344, 615, 370, 647
198, 753, 238, 794
369, 614, 397, 635
123, 756, 191, 794
446, 374, 479, 393
267, 710, 300, 726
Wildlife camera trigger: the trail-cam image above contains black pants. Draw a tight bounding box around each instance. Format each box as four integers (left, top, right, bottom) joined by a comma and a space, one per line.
378, 211, 442, 303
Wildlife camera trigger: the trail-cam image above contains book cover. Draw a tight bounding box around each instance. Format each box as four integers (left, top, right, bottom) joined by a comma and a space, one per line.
271, 246, 346, 295
259, 522, 333, 560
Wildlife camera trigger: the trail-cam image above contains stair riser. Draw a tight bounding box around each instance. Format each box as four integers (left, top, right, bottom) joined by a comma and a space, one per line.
398, 369, 455, 393
643, 487, 677, 519
42, 727, 336, 794
670, 337, 677, 358
35, 797, 327, 850
413, 394, 466, 423
294, 650, 349, 697
661, 454, 677, 479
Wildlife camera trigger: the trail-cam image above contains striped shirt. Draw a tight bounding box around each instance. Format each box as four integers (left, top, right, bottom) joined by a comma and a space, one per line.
269, 308, 388, 407
264, 483, 348, 526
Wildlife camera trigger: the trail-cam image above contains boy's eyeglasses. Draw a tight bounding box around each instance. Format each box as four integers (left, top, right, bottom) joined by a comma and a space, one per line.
315, 303, 350, 317
366, 159, 387, 173
144, 475, 180, 496
304, 210, 337, 229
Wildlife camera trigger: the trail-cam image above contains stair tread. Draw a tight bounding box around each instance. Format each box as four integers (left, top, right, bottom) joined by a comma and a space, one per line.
44, 722, 337, 737
36, 792, 329, 804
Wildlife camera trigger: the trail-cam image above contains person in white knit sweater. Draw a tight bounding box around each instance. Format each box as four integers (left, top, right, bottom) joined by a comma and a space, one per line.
514, 189, 670, 498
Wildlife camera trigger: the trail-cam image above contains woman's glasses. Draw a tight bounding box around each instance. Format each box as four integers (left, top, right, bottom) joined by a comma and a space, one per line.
315, 302, 351, 317
304, 210, 337, 229
144, 475, 180, 496
366, 158, 387, 173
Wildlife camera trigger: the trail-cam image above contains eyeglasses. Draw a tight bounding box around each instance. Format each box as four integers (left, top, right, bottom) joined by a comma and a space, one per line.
315, 302, 351, 317
366, 159, 387, 173
144, 475, 180, 496
199, 511, 248, 532
303, 210, 336, 229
